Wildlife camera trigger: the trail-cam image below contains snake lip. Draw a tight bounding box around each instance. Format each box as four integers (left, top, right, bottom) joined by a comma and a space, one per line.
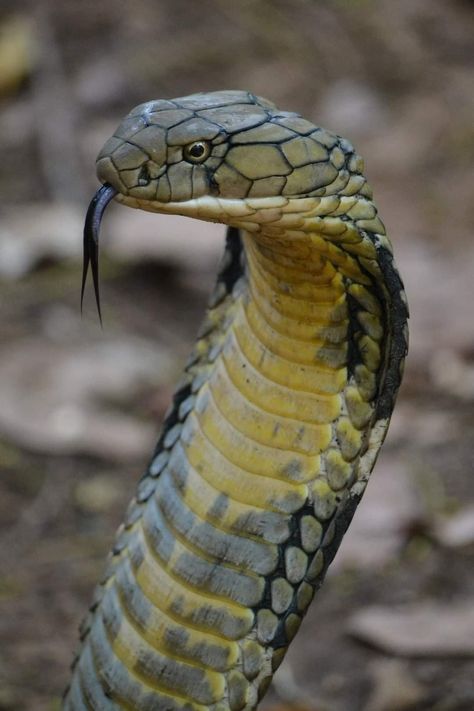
81, 182, 117, 324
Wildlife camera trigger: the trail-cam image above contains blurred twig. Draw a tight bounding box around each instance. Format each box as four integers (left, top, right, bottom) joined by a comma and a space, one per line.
0, 15, 35, 96
31, 5, 87, 204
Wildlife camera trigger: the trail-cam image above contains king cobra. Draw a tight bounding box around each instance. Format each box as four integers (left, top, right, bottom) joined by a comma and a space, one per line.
65, 91, 408, 710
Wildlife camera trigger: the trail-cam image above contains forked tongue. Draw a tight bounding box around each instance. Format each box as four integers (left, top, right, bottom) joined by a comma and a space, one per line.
81, 183, 117, 324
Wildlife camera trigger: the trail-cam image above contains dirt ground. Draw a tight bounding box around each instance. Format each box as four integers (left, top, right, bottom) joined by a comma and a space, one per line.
0, 1, 473, 710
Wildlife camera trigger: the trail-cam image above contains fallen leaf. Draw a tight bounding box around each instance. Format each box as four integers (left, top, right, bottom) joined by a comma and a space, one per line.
434, 506, 474, 549
0, 336, 175, 461
107, 208, 223, 271
333, 454, 421, 572
365, 659, 426, 711
430, 348, 474, 401
0, 201, 224, 279
349, 601, 474, 657
0, 203, 82, 279
74, 474, 123, 513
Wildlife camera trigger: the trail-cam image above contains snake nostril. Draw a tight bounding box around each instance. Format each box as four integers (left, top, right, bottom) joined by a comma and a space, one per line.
138, 164, 151, 186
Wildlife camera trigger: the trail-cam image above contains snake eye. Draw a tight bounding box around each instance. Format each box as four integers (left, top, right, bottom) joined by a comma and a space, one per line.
183, 140, 211, 164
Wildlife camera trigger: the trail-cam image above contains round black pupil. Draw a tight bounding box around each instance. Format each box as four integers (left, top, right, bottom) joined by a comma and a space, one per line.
190, 143, 205, 158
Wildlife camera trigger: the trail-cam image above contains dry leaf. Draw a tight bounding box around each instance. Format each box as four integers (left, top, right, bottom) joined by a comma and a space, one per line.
349, 602, 474, 657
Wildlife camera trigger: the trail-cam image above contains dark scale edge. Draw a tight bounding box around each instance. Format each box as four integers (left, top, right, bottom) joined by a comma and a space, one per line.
258, 492, 361, 652
252, 499, 335, 651
250, 231, 408, 654
339, 225, 408, 424
218, 227, 245, 292
316, 492, 361, 572
344, 283, 364, 381
373, 244, 409, 420
149, 380, 193, 460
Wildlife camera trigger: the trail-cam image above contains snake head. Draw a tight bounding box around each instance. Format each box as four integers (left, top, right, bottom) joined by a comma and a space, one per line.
94, 90, 361, 211
96, 91, 276, 203
83, 91, 371, 319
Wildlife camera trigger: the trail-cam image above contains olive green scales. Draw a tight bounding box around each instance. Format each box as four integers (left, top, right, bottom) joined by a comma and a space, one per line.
65, 91, 408, 711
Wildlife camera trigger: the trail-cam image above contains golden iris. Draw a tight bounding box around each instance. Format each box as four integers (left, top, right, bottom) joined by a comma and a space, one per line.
183, 140, 211, 163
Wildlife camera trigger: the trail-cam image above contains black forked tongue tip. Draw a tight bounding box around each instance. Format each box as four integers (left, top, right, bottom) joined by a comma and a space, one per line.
81, 183, 117, 325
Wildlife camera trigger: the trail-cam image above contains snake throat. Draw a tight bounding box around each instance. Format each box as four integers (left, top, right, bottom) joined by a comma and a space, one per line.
66, 91, 408, 711
81, 182, 117, 323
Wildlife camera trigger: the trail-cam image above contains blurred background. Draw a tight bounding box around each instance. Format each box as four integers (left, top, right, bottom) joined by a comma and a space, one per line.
0, 1, 473, 709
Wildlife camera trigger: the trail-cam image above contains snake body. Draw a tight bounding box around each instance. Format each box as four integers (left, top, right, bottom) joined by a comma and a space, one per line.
64, 91, 408, 711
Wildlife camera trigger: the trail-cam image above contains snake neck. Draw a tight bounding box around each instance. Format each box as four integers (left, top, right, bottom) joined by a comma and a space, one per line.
64, 207, 400, 711
179, 209, 387, 534
243, 229, 350, 374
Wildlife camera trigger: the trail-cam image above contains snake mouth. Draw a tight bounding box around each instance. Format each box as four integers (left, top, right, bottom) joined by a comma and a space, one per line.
81, 183, 117, 323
